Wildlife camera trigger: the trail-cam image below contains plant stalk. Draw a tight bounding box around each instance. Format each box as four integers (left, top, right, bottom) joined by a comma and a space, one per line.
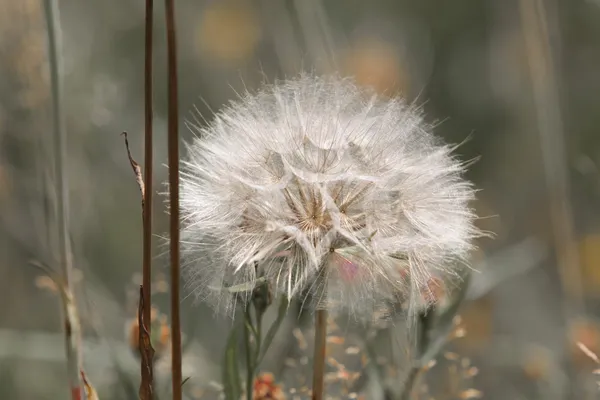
244, 308, 255, 400
43, 0, 83, 398
140, 0, 155, 398
311, 308, 328, 400
165, 0, 182, 397
399, 367, 424, 400
518, 0, 582, 317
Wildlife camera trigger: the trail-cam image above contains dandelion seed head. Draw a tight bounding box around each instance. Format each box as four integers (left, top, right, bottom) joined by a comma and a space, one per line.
180, 75, 479, 318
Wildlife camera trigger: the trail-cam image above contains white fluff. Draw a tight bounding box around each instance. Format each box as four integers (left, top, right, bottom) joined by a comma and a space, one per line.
180, 75, 479, 319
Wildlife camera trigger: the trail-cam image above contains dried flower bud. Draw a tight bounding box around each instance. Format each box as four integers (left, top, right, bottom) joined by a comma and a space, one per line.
180, 75, 479, 319
250, 373, 286, 400
127, 306, 171, 359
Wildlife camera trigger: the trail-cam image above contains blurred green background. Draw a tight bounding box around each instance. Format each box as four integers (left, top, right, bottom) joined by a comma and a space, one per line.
2, 0, 600, 399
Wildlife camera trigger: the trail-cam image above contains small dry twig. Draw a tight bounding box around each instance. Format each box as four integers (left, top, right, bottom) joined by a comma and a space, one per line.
122, 132, 145, 200
518, 0, 583, 316
30, 261, 96, 400
165, 0, 182, 397
121, 133, 156, 398
42, 0, 85, 396
141, 0, 155, 397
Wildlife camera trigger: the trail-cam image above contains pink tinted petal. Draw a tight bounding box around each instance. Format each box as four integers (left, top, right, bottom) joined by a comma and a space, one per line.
331, 253, 361, 282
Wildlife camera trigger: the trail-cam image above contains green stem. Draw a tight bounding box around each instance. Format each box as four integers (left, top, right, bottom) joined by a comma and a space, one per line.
244, 306, 255, 400
256, 296, 289, 367
254, 312, 263, 363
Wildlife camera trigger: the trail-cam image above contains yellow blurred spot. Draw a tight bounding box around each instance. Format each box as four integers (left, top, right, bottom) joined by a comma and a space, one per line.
522, 345, 551, 381
71, 268, 84, 283
444, 352, 460, 361
191, 387, 205, 399
569, 318, 600, 368
459, 389, 483, 399
197, 2, 261, 64
326, 335, 345, 345
35, 275, 58, 293
579, 235, 600, 295
35, 271, 82, 293
465, 366, 479, 378
131, 272, 142, 285
155, 278, 169, 293
456, 296, 492, 350
423, 359, 436, 371
343, 38, 408, 95
293, 328, 307, 350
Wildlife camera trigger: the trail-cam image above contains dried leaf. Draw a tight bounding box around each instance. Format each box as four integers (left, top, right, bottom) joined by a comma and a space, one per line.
81, 370, 99, 400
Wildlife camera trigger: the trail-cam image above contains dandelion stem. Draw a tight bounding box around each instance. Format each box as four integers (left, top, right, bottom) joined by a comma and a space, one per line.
311, 308, 328, 400
165, 0, 182, 397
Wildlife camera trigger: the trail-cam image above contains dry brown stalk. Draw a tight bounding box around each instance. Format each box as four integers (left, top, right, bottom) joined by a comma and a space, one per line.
141, 0, 155, 397
165, 0, 183, 398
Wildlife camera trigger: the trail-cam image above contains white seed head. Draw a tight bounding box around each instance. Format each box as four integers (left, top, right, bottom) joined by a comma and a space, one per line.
180, 75, 479, 319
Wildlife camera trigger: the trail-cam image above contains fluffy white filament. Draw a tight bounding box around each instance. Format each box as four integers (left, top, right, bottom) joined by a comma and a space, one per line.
180, 75, 479, 319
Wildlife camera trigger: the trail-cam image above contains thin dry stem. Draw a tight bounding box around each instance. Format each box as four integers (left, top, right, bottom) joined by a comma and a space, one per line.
165, 0, 182, 397
43, 0, 83, 397
312, 309, 328, 400
518, 0, 583, 315
122, 132, 156, 398
141, 0, 155, 397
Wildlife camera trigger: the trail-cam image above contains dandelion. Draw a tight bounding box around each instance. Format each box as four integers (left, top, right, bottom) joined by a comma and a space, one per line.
180, 75, 479, 319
